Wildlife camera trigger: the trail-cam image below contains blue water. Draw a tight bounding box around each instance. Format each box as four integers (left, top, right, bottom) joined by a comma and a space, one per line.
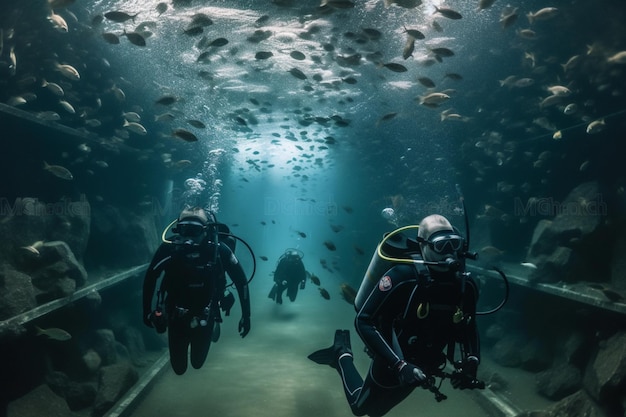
2, 0, 625, 415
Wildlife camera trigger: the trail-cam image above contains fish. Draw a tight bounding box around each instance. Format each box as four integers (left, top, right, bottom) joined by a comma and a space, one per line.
255, 51, 273, 60
259, 256, 268, 261
340, 283, 357, 305
403, 37, 415, 59
403, 26, 425, 40
520, 262, 537, 269
155, 112, 175, 122
209, 38, 229, 47
444, 72, 463, 81
381, 62, 408, 73
172, 128, 198, 142
123, 31, 146, 47
586, 119, 605, 134
123, 111, 141, 122
418, 92, 450, 106
156, 2, 168, 15
104, 11, 139, 23
323, 241, 337, 251
500, 7, 519, 29
155, 95, 177, 105
430, 47, 454, 58
184, 26, 204, 36
58, 100, 75, 114
48, 13, 69, 32
417, 76, 435, 88
102, 32, 120, 44
123, 120, 147, 135
21, 240, 45, 256
290, 51, 306, 60
607, 51, 626, 64
310, 273, 321, 286
55, 63, 80, 81
526, 7, 559, 24
385, 0, 422, 8
318, 287, 330, 300
289, 68, 307, 80
434, 6, 462, 20
187, 119, 206, 128
547, 85, 571, 96
36, 326, 72, 341
563, 103, 578, 115
330, 224, 344, 233
295, 230, 307, 238
552, 130, 562, 140
377, 112, 398, 125
478, 0, 497, 10
41, 79, 64, 96
44, 161, 73, 180
320, 0, 355, 9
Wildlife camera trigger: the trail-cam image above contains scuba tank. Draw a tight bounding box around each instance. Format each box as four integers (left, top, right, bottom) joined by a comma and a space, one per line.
354, 225, 422, 311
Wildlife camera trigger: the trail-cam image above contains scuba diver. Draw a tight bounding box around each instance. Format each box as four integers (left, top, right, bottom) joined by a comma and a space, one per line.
268, 249, 306, 304
308, 214, 484, 417
143, 207, 251, 375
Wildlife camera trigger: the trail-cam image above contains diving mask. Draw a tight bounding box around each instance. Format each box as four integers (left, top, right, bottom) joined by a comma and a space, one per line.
418, 231, 464, 254
176, 221, 206, 237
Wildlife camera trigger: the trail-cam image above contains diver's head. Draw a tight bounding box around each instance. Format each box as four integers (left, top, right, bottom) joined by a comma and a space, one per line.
175, 207, 211, 242
417, 214, 464, 269
285, 249, 300, 260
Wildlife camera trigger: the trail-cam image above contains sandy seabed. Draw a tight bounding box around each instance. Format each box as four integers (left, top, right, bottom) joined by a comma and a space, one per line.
130, 278, 503, 417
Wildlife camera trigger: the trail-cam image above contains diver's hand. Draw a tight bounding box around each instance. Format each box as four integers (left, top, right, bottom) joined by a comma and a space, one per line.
143, 312, 153, 328
395, 360, 426, 387
450, 357, 484, 390
238, 316, 250, 338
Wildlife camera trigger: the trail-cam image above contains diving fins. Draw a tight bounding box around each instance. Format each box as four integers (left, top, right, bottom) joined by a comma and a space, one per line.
308, 329, 352, 369
268, 284, 277, 300
212, 321, 221, 343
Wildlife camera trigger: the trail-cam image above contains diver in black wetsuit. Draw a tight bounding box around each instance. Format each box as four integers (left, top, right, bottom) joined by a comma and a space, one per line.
143, 207, 251, 375
268, 249, 306, 304
309, 214, 484, 417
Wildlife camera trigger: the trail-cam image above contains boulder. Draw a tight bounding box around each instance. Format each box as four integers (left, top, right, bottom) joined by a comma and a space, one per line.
87, 205, 160, 269
490, 335, 524, 367
520, 338, 553, 372
7, 383, 74, 417
91, 329, 118, 366
92, 363, 138, 417
0, 263, 36, 320
526, 182, 609, 284
25, 241, 88, 304
64, 381, 97, 411
583, 331, 626, 411
536, 363, 582, 400
516, 390, 607, 417
0, 196, 90, 266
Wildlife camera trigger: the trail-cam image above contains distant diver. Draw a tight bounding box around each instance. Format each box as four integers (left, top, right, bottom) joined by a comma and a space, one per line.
143, 207, 251, 375
268, 248, 306, 304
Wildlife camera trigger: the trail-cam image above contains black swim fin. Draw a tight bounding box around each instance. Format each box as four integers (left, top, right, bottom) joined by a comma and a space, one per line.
211, 321, 221, 343
308, 329, 352, 369
268, 284, 277, 300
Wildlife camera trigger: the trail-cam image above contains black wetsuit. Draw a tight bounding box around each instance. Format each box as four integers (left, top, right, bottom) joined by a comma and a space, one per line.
143, 237, 250, 375
339, 262, 480, 417
269, 255, 306, 304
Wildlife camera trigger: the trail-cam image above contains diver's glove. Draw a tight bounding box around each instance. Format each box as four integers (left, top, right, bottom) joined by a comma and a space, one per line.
143, 312, 153, 328
238, 316, 250, 338
450, 356, 484, 390
395, 360, 426, 387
